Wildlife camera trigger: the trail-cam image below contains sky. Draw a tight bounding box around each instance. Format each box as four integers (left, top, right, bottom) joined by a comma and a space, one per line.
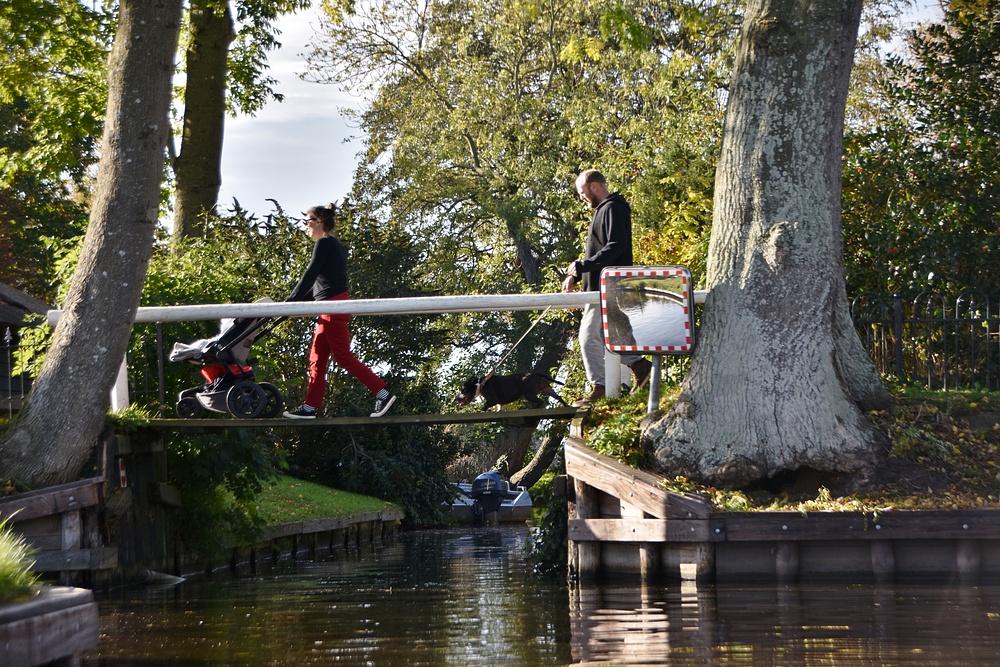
217, 8, 362, 221
218, 1, 945, 222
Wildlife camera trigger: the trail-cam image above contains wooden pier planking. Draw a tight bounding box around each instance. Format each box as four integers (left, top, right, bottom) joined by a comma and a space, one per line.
565, 438, 1000, 584
564, 435, 711, 520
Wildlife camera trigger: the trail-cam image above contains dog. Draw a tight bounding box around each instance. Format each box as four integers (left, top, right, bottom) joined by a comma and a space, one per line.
456, 372, 570, 411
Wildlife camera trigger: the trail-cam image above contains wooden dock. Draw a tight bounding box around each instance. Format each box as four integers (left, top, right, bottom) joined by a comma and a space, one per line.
565, 437, 1000, 584
0, 478, 117, 582
149, 406, 586, 431
0, 586, 99, 666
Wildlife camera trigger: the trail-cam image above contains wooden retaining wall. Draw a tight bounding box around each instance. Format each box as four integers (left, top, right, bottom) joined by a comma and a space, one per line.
0, 467, 404, 586
0, 478, 117, 585
199, 509, 406, 578
565, 437, 1000, 584
0, 587, 99, 667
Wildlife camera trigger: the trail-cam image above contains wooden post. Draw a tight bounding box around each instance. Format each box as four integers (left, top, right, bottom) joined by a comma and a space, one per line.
574, 478, 601, 584
870, 540, 895, 584
775, 542, 799, 583
639, 542, 659, 582
956, 539, 981, 583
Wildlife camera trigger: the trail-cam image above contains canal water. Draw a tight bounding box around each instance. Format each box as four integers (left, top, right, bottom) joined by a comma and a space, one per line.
82, 527, 1000, 666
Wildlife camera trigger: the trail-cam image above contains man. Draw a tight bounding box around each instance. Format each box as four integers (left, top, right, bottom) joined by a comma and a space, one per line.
562, 169, 651, 404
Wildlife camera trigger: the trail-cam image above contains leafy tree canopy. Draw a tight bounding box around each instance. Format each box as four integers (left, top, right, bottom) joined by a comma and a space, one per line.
843, 0, 1000, 296
226, 0, 312, 116
0, 0, 113, 298
306, 0, 737, 390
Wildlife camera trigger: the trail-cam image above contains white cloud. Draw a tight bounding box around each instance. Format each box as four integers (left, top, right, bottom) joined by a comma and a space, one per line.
220, 6, 363, 218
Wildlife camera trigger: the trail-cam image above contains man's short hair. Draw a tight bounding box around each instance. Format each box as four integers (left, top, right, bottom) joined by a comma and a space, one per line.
577, 169, 607, 186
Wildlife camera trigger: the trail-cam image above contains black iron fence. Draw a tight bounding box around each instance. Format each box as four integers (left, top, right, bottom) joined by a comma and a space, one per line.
2, 326, 31, 418
851, 291, 1000, 391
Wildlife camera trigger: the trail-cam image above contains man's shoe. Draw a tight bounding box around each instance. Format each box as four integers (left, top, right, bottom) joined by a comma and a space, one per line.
630, 358, 653, 392
283, 405, 317, 419
370, 393, 397, 418
573, 384, 605, 407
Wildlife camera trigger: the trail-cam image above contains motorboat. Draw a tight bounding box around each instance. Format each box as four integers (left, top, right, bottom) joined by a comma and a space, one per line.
450, 471, 532, 525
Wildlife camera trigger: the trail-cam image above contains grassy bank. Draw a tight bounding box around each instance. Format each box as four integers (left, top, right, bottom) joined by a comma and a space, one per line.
585, 386, 1000, 513
254, 476, 401, 525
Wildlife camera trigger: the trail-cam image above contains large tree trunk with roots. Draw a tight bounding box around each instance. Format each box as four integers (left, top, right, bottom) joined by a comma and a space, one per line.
644, 0, 892, 490
172, 0, 234, 243
0, 0, 182, 488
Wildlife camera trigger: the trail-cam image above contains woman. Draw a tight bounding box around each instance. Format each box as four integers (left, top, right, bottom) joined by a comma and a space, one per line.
282, 203, 396, 419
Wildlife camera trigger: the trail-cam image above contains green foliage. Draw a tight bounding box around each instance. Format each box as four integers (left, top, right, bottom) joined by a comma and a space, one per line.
587, 392, 652, 468
108, 405, 154, 432
0, 0, 112, 188
0, 0, 107, 298
128, 202, 312, 410
0, 516, 39, 604
306, 0, 736, 401
843, 0, 1000, 296
166, 428, 286, 559
281, 383, 461, 527
527, 468, 568, 577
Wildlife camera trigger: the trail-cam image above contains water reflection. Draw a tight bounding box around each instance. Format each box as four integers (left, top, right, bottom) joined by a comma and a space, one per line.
571, 580, 1000, 666
83, 527, 1000, 666
83, 528, 571, 666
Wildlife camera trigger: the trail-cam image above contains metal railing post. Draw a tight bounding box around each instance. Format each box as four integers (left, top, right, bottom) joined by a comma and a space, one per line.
605, 352, 622, 398
4, 327, 13, 419
110, 357, 130, 411
647, 356, 662, 414
156, 322, 166, 417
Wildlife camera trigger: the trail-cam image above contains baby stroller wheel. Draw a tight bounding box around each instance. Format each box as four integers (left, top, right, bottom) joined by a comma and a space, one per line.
176, 396, 204, 419
227, 381, 266, 419
257, 382, 283, 418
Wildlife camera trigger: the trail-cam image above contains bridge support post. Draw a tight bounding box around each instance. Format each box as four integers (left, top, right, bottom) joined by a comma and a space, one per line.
110, 357, 129, 411
605, 351, 622, 398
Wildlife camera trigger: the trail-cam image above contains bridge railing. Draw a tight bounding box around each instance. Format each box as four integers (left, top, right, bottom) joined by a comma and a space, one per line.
45, 290, 709, 413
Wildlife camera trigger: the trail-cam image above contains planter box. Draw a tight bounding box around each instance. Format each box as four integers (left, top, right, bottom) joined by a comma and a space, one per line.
0, 586, 99, 666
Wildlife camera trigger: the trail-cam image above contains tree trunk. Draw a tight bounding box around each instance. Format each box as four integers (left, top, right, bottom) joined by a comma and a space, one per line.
510, 425, 567, 490
644, 0, 892, 490
0, 0, 183, 488
172, 0, 234, 243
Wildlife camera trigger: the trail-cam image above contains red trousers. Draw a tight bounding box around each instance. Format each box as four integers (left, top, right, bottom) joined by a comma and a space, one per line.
304, 293, 386, 407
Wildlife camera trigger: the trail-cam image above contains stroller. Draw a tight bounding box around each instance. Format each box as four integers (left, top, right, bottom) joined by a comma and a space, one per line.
168, 304, 285, 419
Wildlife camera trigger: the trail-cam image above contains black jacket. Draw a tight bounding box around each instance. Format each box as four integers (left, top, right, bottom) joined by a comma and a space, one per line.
287, 236, 349, 301
573, 192, 632, 292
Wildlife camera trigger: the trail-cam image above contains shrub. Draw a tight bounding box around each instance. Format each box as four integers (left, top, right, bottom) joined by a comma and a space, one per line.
0, 517, 39, 604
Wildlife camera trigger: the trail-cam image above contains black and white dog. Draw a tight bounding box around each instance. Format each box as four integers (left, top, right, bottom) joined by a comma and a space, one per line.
456, 372, 569, 411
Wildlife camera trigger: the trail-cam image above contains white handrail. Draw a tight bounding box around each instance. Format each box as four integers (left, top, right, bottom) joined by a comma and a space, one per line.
48, 288, 707, 408
46, 290, 707, 326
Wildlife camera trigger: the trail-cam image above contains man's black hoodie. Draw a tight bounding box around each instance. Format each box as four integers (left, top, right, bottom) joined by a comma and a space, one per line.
572, 192, 632, 292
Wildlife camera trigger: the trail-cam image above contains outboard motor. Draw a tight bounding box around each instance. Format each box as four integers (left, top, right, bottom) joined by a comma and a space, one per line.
470, 471, 509, 526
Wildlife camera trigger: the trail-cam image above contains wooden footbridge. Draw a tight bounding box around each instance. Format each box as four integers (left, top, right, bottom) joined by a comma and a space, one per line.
148, 406, 587, 431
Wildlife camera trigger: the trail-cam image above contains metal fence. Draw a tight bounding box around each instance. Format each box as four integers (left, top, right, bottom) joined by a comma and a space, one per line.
2, 326, 30, 418
851, 291, 1000, 391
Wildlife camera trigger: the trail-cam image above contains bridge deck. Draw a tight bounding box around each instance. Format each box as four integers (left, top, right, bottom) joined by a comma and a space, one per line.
148, 406, 587, 431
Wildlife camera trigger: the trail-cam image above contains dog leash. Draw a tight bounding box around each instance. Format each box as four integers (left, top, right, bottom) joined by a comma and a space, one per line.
483, 306, 553, 383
